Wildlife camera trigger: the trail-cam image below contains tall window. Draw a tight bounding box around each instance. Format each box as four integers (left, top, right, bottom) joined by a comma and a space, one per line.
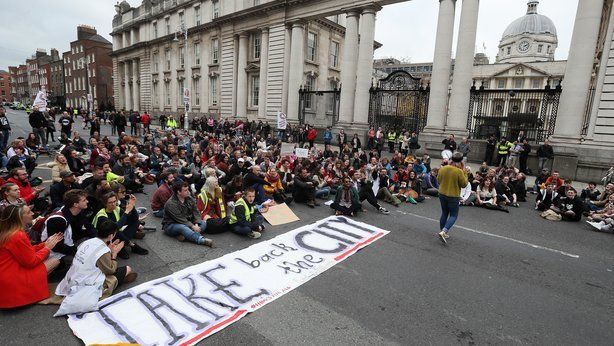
307, 32, 317, 61
179, 12, 185, 26
250, 74, 260, 107
327, 80, 338, 113
193, 79, 200, 106
532, 78, 541, 89
251, 33, 261, 60
195, 6, 201, 25
153, 82, 158, 107
179, 46, 185, 69
152, 52, 159, 72
153, 22, 158, 39
164, 81, 170, 106
165, 18, 170, 35
514, 78, 524, 89
194, 42, 201, 65
211, 38, 219, 64
304, 76, 315, 109
165, 48, 171, 70
212, 0, 220, 19
210, 76, 218, 105
329, 41, 339, 68
537, 44, 543, 53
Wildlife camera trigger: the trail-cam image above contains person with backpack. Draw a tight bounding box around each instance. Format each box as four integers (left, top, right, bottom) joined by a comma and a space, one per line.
39, 190, 97, 260
0, 105, 12, 151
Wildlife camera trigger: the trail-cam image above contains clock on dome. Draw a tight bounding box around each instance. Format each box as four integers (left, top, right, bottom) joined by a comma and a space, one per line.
518, 40, 531, 53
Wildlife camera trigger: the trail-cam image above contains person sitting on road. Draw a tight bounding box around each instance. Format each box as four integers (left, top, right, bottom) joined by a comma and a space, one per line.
162, 181, 214, 246
228, 187, 266, 239
475, 178, 508, 212
372, 167, 401, 207
543, 170, 564, 189
541, 188, 583, 222
264, 167, 292, 204
535, 182, 559, 212
151, 171, 174, 218
0, 204, 63, 308
588, 182, 614, 211
580, 182, 601, 203
0, 183, 26, 211
55, 220, 137, 305
330, 176, 361, 217
66, 149, 86, 176
6, 168, 45, 205
423, 168, 440, 196
243, 165, 272, 205
93, 192, 149, 260
196, 176, 229, 234
6, 146, 37, 175
46, 154, 72, 183
351, 170, 389, 214
293, 168, 320, 208
495, 176, 518, 207
49, 171, 80, 210
586, 193, 614, 223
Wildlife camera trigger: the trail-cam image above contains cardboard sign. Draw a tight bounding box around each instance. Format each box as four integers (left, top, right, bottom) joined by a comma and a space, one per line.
262, 203, 300, 226
280, 142, 295, 156
295, 148, 309, 158
65, 217, 389, 346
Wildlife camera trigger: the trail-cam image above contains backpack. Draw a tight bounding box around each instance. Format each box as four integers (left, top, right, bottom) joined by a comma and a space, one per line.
29, 211, 65, 244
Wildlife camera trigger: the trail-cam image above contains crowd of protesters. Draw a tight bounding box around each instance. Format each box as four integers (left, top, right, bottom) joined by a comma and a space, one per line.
0, 103, 613, 311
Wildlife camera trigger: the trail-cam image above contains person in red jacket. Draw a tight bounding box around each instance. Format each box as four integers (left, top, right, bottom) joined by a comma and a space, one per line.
307, 125, 317, 148
0, 204, 63, 308
6, 168, 44, 204
141, 112, 151, 134
151, 172, 174, 217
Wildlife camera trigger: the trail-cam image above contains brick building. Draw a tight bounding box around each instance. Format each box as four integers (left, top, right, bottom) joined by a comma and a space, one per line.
8, 66, 18, 102
63, 25, 114, 112
0, 70, 12, 103
49, 49, 65, 107
14, 65, 29, 104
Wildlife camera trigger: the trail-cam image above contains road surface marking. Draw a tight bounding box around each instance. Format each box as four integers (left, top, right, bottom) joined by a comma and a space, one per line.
396, 210, 580, 259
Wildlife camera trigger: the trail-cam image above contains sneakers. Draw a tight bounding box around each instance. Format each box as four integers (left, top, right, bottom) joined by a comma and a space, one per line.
131, 243, 149, 255
134, 231, 146, 240
378, 207, 390, 215
198, 237, 214, 247
248, 231, 262, 239
258, 224, 266, 232
407, 196, 418, 204
124, 272, 138, 284
437, 231, 448, 245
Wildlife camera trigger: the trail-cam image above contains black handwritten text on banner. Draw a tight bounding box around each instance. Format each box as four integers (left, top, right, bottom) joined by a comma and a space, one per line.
66, 216, 389, 345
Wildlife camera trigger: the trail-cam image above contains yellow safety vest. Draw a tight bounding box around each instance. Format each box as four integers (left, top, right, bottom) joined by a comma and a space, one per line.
198, 191, 226, 218
167, 118, 177, 128
497, 142, 511, 155
92, 207, 121, 228
229, 198, 254, 225
388, 132, 397, 141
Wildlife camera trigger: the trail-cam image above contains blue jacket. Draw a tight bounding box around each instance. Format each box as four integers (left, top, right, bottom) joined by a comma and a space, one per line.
324, 131, 333, 143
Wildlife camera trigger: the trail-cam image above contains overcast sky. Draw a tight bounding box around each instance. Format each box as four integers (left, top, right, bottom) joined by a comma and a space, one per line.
0, 0, 579, 70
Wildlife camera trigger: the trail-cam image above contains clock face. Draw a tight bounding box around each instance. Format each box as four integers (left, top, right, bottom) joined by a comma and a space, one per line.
518, 40, 530, 53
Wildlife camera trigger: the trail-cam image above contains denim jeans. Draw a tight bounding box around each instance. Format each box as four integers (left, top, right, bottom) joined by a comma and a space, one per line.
315, 186, 331, 199
538, 157, 549, 171
231, 214, 264, 235
439, 195, 460, 233
164, 220, 207, 244
153, 209, 164, 218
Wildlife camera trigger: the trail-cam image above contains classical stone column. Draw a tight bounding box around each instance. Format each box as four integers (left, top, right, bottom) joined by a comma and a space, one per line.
236, 33, 249, 118
353, 7, 379, 125
446, 0, 479, 133
124, 61, 132, 110
338, 11, 360, 124
258, 28, 269, 120
553, 0, 603, 142
286, 22, 305, 121
424, 0, 456, 133
132, 59, 140, 111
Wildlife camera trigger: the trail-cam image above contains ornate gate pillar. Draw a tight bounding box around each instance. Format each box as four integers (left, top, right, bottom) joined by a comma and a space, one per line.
353, 6, 380, 125
338, 11, 360, 124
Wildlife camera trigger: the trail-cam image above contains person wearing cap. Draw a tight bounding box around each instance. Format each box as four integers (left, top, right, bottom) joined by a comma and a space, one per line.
436, 152, 469, 245
49, 171, 80, 210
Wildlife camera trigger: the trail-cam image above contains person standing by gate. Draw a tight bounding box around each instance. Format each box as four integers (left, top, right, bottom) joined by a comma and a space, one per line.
496, 137, 513, 167
387, 129, 397, 153
436, 152, 468, 245
485, 134, 496, 166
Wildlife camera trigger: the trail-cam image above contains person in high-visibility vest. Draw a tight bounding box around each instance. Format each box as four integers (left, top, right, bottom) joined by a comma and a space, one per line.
93, 192, 149, 259
496, 137, 513, 167
166, 115, 177, 129
387, 130, 397, 153
228, 187, 266, 239
196, 176, 228, 234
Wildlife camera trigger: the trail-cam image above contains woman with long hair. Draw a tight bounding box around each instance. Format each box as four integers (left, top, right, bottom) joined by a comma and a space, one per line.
476, 178, 508, 213
197, 176, 229, 234
46, 153, 71, 183
0, 183, 26, 210
0, 204, 63, 308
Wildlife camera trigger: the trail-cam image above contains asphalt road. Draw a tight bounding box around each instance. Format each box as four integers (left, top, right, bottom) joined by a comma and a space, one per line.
1, 108, 613, 345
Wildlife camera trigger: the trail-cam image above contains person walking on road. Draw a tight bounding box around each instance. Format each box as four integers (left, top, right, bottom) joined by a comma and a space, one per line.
436, 152, 468, 245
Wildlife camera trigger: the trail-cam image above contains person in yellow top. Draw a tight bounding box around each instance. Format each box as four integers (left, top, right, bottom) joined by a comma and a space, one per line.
166, 116, 177, 129
436, 152, 469, 245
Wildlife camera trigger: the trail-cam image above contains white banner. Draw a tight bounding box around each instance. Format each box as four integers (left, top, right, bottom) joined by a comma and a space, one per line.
32, 88, 48, 112
66, 216, 389, 345
277, 111, 287, 130
295, 148, 309, 158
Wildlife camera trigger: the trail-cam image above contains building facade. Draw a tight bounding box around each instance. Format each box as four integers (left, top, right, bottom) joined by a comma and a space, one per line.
110, 0, 382, 129
0, 70, 12, 103
63, 25, 115, 111
49, 49, 65, 107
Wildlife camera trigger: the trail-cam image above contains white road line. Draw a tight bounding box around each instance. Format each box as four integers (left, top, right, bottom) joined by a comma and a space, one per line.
396, 210, 580, 259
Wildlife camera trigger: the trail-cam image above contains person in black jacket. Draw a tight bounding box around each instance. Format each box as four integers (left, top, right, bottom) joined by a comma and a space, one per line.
0, 105, 12, 151
550, 189, 583, 221
243, 165, 272, 205
484, 134, 496, 166
519, 139, 532, 174
115, 111, 127, 134
29, 108, 47, 147
49, 171, 80, 210
537, 139, 554, 171
293, 168, 319, 208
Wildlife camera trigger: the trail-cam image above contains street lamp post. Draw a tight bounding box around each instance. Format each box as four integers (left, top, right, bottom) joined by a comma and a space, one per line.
174, 23, 190, 131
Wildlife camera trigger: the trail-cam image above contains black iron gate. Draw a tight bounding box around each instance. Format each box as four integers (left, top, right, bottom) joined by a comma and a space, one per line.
467, 82, 562, 142
298, 87, 340, 127
368, 70, 430, 133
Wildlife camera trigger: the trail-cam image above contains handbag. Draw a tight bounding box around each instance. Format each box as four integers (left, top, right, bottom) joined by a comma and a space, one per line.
205, 217, 229, 234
